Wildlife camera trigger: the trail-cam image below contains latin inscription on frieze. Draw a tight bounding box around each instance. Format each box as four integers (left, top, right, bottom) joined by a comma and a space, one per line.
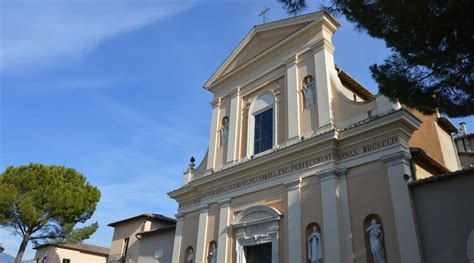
337, 136, 398, 161
178, 135, 399, 208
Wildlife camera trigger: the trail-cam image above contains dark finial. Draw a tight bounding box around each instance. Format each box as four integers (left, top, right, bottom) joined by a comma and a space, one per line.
189, 156, 196, 169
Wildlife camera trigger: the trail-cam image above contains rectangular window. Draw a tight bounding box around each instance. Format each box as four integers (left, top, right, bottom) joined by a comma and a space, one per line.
254, 108, 273, 154
62, 259, 71, 263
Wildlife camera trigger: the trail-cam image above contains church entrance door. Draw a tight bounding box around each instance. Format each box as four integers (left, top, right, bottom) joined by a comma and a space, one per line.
245, 243, 272, 263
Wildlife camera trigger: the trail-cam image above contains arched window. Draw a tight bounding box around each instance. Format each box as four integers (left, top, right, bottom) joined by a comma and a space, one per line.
363, 214, 386, 263
184, 246, 194, 263
302, 75, 315, 109
305, 223, 323, 263
220, 116, 229, 146
207, 241, 217, 263
247, 91, 276, 156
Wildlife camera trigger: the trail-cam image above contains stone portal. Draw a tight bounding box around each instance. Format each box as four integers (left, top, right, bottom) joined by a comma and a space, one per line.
231, 205, 281, 263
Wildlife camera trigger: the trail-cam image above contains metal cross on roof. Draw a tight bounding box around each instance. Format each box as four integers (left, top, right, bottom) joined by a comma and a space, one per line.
259, 6, 271, 24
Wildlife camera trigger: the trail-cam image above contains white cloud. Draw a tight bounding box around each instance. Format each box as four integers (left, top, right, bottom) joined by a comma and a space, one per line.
0, 0, 195, 72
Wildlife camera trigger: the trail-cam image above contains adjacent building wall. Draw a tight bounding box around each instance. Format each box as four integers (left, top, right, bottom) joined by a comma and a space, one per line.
137, 229, 175, 263
109, 218, 145, 263
34, 246, 107, 263
411, 171, 474, 263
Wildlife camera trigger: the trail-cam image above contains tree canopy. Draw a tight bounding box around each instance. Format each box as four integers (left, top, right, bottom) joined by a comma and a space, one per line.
278, 0, 473, 117
0, 163, 101, 263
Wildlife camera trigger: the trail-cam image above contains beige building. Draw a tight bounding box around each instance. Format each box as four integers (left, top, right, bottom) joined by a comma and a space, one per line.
107, 213, 176, 263
455, 122, 474, 169
167, 11, 463, 263
33, 243, 109, 263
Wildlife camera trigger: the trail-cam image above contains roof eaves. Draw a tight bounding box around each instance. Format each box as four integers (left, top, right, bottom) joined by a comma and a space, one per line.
108, 213, 176, 227
409, 167, 474, 186
410, 147, 450, 174
436, 117, 458, 133
335, 65, 374, 100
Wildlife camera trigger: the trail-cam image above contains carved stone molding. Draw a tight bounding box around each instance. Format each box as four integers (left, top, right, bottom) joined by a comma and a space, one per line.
309, 38, 335, 54
232, 205, 282, 263
381, 151, 411, 167
210, 98, 221, 108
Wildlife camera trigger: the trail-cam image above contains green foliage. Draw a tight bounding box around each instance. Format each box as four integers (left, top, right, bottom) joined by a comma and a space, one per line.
0, 164, 100, 261
278, 0, 307, 16
279, 0, 474, 117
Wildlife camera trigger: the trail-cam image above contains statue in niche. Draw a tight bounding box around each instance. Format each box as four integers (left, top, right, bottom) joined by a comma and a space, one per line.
307, 226, 323, 263
186, 248, 194, 263
220, 117, 229, 145
209, 243, 217, 263
303, 76, 315, 109
366, 219, 386, 263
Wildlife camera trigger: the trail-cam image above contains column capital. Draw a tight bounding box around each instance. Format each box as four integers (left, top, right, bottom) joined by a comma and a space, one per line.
283, 55, 298, 67
284, 178, 301, 190
210, 97, 221, 108
175, 212, 186, 220
198, 204, 209, 212
381, 151, 411, 167
274, 82, 281, 100
309, 39, 335, 54
242, 97, 252, 112
228, 87, 240, 98
318, 168, 348, 181
218, 198, 231, 207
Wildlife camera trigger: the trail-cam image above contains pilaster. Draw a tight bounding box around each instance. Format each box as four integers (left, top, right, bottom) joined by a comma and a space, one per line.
284, 178, 303, 263
284, 55, 301, 140
217, 198, 231, 263
311, 39, 335, 129
207, 98, 221, 170
274, 82, 281, 145
319, 169, 342, 262
336, 169, 354, 263
195, 204, 210, 262
171, 213, 185, 263
226, 89, 241, 163
382, 152, 422, 262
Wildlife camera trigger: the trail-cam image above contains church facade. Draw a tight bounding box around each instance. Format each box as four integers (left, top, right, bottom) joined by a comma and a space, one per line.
168, 12, 461, 263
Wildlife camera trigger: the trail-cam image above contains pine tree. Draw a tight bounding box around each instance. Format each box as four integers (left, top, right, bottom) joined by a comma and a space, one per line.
0, 164, 101, 263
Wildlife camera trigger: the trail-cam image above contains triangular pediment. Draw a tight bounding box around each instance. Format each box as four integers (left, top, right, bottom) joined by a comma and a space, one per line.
204, 12, 331, 90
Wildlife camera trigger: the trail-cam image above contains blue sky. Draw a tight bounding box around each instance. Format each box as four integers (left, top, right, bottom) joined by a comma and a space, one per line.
1, 0, 472, 259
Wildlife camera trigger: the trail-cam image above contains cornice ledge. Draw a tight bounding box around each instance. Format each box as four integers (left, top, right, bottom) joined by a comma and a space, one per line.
338, 109, 421, 139
228, 87, 240, 98
309, 38, 335, 54
283, 55, 298, 67
318, 167, 348, 181
380, 151, 411, 167
175, 212, 186, 219
283, 177, 302, 190
210, 97, 221, 107
217, 198, 231, 207
198, 203, 209, 212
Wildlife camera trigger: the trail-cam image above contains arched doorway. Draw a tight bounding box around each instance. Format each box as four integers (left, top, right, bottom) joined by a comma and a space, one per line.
231, 205, 282, 263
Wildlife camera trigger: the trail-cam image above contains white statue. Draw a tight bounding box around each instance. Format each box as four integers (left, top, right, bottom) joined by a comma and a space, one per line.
366, 219, 386, 263
209, 243, 217, 263
308, 226, 323, 263
221, 117, 229, 145
186, 248, 194, 263
303, 77, 315, 109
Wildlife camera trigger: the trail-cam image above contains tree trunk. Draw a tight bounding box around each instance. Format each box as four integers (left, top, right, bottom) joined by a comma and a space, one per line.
15, 236, 29, 263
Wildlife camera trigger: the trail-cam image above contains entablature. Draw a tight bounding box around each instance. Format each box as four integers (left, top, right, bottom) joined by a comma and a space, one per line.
168, 109, 421, 210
